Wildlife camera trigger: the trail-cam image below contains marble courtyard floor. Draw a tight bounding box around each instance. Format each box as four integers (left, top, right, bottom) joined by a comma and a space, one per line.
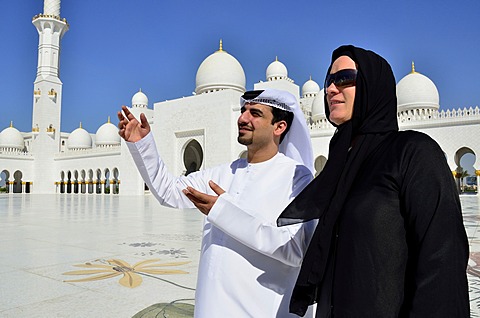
0, 194, 479, 317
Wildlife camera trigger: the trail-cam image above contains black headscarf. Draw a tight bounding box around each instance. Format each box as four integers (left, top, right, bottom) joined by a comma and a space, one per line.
277, 45, 399, 315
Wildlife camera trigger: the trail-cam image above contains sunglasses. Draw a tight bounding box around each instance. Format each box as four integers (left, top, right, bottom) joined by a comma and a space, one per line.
325, 69, 357, 89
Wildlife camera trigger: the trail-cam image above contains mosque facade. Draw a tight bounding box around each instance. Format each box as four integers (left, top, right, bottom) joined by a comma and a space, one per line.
1, 0, 479, 195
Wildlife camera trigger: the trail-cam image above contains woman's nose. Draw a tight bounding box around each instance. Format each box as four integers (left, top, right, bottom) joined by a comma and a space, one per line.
326, 83, 338, 95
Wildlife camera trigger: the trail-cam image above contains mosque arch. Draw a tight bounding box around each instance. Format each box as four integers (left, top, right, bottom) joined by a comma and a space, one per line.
60, 171, 65, 193
13, 170, 23, 193
112, 168, 119, 194
454, 147, 477, 194
95, 169, 102, 194
104, 168, 110, 194
0, 170, 10, 193
183, 139, 203, 176
88, 169, 94, 194
66, 171, 72, 193
80, 170, 86, 194
314, 155, 328, 177
73, 170, 79, 193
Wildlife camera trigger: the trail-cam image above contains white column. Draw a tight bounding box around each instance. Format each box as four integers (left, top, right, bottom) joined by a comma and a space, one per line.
44, 0, 61, 16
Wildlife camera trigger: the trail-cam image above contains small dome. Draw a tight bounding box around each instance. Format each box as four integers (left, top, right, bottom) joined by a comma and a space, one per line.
0, 123, 24, 150
302, 77, 320, 97
67, 124, 92, 149
396, 63, 439, 111
95, 118, 120, 146
195, 40, 246, 94
266, 57, 288, 81
311, 89, 326, 121
132, 89, 148, 108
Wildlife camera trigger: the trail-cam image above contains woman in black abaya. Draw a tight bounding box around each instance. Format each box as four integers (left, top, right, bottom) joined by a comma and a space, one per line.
278, 45, 470, 317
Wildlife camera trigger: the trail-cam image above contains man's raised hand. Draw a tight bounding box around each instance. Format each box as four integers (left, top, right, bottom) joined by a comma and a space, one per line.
117, 105, 150, 142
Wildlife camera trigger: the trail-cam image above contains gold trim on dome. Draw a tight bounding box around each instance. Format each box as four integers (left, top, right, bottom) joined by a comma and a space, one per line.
216, 39, 225, 52
410, 61, 418, 74
476, 170, 480, 176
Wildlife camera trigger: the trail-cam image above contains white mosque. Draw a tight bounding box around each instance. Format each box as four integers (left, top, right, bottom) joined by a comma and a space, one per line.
0, 0, 479, 195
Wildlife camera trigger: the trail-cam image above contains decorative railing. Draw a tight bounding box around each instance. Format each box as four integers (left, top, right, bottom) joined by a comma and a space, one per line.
398, 106, 480, 123
32, 14, 68, 24
0, 150, 34, 158
308, 106, 480, 132
54, 145, 121, 158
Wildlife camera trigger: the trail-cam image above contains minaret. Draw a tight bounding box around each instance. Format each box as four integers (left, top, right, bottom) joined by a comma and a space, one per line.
31, 0, 69, 194
31, 0, 68, 142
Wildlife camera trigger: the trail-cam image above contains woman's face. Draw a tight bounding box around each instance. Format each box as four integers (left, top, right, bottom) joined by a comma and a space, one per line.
326, 56, 357, 125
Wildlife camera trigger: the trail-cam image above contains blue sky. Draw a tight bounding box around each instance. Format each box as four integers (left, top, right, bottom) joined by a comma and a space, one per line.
2, 0, 480, 137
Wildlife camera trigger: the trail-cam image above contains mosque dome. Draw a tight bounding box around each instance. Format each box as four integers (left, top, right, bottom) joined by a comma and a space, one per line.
195, 40, 246, 94
396, 63, 439, 112
311, 89, 326, 121
95, 118, 120, 146
0, 123, 24, 150
302, 77, 320, 98
67, 124, 92, 149
266, 57, 288, 81
132, 89, 148, 108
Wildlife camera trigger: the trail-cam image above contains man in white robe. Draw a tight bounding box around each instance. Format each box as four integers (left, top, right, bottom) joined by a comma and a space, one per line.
118, 89, 316, 317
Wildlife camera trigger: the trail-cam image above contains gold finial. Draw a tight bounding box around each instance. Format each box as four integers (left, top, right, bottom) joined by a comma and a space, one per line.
309, 75, 312, 81
107, 116, 111, 124
10, 121, 13, 128
139, 88, 142, 92
411, 61, 417, 74
216, 39, 224, 52
79, 122, 82, 129
275, 56, 278, 62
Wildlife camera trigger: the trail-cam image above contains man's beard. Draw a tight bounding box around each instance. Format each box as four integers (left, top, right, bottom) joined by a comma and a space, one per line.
237, 124, 253, 145
237, 134, 252, 146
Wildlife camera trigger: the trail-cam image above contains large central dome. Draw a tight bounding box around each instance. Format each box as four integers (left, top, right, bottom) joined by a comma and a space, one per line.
195, 40, 246, 94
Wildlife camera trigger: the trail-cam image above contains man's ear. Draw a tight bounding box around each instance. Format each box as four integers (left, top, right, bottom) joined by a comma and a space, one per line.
273, 120, 287, 137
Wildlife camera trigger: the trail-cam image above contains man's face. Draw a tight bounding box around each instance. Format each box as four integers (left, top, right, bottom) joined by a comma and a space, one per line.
237, 103, 276, 148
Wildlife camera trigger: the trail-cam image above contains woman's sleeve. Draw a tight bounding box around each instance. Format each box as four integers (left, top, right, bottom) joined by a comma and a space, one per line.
400, 133, 469, 316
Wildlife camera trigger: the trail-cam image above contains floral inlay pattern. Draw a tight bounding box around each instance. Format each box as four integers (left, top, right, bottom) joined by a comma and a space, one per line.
63, 258, 189, 288
469, 252, 480, 278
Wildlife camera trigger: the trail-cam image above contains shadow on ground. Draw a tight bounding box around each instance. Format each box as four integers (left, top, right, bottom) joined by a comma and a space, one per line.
133, 301, 194, 318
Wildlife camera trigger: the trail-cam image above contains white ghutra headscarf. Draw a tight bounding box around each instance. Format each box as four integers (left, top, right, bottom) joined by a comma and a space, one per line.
240, 88, 314, 175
